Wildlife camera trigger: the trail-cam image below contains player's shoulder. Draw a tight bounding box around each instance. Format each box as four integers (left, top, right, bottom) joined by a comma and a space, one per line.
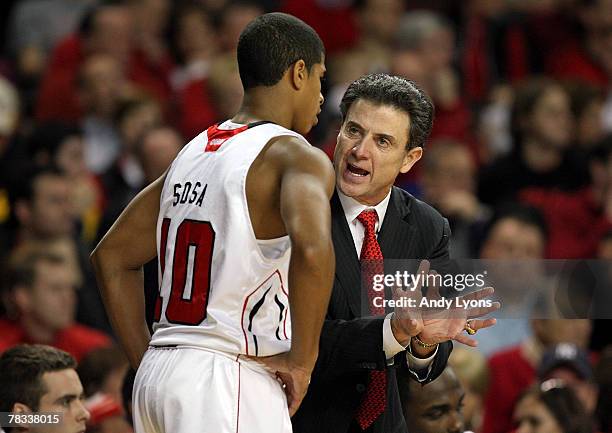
266, 134, 332, 171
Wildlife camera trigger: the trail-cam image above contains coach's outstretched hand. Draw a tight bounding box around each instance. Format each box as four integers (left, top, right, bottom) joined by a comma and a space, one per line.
390, 260, 500, 350
247, 352, 312, 416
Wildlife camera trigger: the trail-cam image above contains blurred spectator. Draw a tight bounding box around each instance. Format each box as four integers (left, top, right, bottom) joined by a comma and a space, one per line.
482, 316, 592, 433
217, 0, 263, 54
10, 166, 74, 245
0, 76, 20, 233
0, 344, 91, 433
353, 0, 404, 73
546, 0, 612, 89
566, 82, 607, 150
281, 0, 357, 54
477, 84, 514, 163
513, 380, 593, 433
207, 56, 243, 121
479, 203, 547, 261
448, 347, 489, 432
35, 3, 133, 123
397, 367, 466, 433
7, 0, 98, 115
7, 166, 111, 333
421, 140, 490, 258
79, 54, 128, 174
537, 343, 599, 415
519, 136, 612, 258
85, 392, 133, 433
96, 97, 162, 224
478, 78, 589, 207
393, 10, 474, 148
126, 0, 174, 111
27, 122, 104, 243
475, 203, 548, 353
77, 345, 129, 406
170, 2, 219, 140
135, 125, 182, 184
0, 250, 111, 362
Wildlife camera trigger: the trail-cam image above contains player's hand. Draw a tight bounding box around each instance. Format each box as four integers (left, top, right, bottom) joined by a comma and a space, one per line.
245, 352, 312, 416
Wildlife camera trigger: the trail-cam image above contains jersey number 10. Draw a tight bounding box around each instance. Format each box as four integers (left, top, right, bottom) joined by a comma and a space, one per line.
153, 218, 215, 325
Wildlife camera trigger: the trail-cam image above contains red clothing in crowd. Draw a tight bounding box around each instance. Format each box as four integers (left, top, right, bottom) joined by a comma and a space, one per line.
546, 40, 609, 89
36, 34, 173, 123
520, 187, 612, 259
481, 345, 536, 433
281, 0, 358, 54
175, 78, 219, 141
0, 318, 112, 362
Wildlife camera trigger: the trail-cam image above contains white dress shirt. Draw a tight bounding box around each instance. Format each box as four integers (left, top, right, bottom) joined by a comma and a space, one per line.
337, 189, 437, 378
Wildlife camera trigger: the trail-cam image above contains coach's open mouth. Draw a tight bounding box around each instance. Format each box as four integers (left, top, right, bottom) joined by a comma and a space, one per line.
347, 163, 370, 177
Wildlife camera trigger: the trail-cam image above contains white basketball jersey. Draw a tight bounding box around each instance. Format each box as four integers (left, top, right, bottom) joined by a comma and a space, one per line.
150, 120, 308, 356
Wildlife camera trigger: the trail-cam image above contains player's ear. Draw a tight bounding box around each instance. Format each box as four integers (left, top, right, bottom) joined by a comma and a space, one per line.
289, 59, 307, 91
14, 200, 31, 226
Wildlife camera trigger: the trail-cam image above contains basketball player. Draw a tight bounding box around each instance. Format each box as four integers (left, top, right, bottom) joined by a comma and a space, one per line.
91, 13, 334, 433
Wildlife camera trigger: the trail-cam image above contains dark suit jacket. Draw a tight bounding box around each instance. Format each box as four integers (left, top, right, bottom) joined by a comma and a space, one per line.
292, 187, 453, 433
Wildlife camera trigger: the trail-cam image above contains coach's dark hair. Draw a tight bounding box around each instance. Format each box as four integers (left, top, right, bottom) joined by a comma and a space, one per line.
237, 13, 324, 90
340, 73, 434, 150
0, 345, 76, 413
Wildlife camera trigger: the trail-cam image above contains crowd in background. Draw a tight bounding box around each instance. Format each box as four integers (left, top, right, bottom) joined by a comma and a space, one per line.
0, 0, 611, 432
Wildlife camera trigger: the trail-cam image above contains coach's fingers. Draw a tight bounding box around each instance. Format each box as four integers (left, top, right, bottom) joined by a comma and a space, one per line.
453, 333, 478, 347
467, 318, 497, 331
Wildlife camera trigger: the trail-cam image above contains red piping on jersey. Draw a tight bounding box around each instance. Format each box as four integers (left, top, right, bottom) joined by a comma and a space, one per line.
204, 124, 249, 152
278, 272, 289, 340
204, 120, 273, 152
240, 270, 282, 354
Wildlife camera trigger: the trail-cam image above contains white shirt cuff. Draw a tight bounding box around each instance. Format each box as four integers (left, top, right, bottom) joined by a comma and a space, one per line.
406, 343, 438, 382
383, 313, 407, 362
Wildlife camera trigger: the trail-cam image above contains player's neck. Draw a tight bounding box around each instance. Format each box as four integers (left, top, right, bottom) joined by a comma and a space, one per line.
234, 90, 293, 130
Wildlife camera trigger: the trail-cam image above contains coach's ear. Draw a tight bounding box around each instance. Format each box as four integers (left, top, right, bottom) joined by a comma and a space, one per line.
289, 59, 307, 91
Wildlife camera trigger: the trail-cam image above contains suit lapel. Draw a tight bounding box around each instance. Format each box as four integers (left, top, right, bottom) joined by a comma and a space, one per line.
331, 192, 362, 317
378, 187, 417, 259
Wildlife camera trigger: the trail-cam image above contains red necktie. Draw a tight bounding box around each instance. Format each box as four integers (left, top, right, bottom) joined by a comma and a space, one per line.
354, 209, 387, 430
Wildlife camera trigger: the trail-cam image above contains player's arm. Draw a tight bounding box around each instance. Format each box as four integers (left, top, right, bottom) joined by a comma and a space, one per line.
90, 175, 164, 369
279, 138, 336, 371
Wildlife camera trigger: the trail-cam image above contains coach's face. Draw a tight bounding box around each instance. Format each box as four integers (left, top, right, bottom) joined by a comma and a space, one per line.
334, 99, 422, 205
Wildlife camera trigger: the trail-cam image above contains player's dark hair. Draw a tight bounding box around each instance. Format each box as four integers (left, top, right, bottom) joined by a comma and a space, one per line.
237, 12, 324, 90
340, 73, 434, 150
0, 345, 76, 413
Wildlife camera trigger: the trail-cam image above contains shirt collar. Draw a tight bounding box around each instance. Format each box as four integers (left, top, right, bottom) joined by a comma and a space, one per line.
337, 188, 393, 230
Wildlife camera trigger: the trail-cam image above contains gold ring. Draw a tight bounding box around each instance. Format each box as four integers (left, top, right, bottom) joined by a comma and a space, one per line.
464, 320, 477, 335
